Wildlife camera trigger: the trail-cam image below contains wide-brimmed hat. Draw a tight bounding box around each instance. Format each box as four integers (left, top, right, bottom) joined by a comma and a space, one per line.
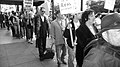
98, 13, 120, 34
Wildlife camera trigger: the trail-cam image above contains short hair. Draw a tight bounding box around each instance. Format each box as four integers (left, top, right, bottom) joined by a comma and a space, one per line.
95, 12, 101, 18
81, 9, 95, 24
55, 10, 60, 17
12, 11, 14, 14
13, 12, 16, 16
55, 10, 60, 15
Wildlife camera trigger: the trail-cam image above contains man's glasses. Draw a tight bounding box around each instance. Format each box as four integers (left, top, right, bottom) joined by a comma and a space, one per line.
41, 11, 45, 13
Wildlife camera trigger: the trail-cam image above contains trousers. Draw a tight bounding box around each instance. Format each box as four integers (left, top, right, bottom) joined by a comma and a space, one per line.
55, 44, 66, 63
68, 46, 75, 67
36, 36, 47, 58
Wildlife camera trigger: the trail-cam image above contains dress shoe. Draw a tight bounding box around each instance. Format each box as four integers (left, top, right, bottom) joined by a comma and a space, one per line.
39, 57, 44, 61
29, 41, 33, 44
57, 61, 62, 67
57, 59, 62, 64
57, 63, 61, 67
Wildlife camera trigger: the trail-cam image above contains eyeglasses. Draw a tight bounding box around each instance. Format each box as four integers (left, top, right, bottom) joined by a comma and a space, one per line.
41, 11, 45, 13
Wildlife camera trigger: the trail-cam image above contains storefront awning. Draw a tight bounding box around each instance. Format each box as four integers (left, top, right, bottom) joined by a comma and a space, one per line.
0, 0, 44, 6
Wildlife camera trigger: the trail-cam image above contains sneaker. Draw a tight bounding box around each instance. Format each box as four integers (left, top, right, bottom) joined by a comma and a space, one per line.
30, 41, 33, 44
57, 63, 61, 67
57, 59, 63, 64
61, 59, 67, 65
39, 57, 45, 61
27, 40, 31, 43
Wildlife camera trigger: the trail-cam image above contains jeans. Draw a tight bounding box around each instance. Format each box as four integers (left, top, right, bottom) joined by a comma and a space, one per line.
55, 44, 66, 63
68, 46, 75, 67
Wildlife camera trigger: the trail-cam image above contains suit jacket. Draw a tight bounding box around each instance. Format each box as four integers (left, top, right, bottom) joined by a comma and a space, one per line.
76, 24, 95, 48
50, 19, 65, 45
34, 15, 49, 38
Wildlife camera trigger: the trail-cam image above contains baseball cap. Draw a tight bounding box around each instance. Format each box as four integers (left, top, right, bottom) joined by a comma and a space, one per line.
98, 13, 120, 34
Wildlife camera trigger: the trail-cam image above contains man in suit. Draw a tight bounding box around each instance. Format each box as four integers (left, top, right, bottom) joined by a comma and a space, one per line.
34, 7, 49, 61
50, 10, 67, 67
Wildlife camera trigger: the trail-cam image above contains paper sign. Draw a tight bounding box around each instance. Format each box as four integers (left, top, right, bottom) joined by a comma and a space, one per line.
59, 0, 81, 14
59, 0, 75, 14
23, 0, 33, 11
104, 0, 116, 10
74, 0, 81, 13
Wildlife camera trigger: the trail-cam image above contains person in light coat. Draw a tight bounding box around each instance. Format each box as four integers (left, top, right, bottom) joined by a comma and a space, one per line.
50, 10, 67, 67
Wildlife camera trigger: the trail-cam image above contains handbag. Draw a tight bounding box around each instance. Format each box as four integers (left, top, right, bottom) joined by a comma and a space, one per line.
44, 42, 55, 59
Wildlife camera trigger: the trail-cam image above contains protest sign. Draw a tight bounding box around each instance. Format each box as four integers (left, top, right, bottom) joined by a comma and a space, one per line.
74, 0, 81, 13
23, 0, 33, 11
59, 0, 81, 14
104, 0, 116, 10
59, 0, 75, 14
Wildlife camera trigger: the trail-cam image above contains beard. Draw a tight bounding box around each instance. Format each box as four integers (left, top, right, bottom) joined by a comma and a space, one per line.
102, 30, 120, 46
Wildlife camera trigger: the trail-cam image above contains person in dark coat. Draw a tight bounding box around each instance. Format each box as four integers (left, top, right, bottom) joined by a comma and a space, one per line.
0, 12, 5, 29
82, 13, 120, 67
75, 9, 96, 67
26, 12, 34, 44
4, 13, 10, 31
34, 7, 49, 61
9, 11, 20, 38
9, 11, 15, 37
12, 12, 20, 38
19, 13, 26, 38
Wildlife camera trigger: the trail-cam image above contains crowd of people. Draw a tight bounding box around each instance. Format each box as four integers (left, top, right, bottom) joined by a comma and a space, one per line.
0, 6, 120, 67
0, 10, 36, 44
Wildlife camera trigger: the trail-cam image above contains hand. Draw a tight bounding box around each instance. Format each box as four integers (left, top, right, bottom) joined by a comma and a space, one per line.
47, 33, 49, 38
74, 42, 77, 46
67, 24, 72, 29
3, 21, 5, 23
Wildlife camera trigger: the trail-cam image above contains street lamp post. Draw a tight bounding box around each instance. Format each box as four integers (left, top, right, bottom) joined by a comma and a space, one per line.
81, 0, 83, 11
51, 0, 55, 20
0, 4, 1, 11
16, 5, 19, 12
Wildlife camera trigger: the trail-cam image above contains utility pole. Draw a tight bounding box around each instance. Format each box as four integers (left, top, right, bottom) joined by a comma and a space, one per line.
51, 0, 55, 20
0, 4, 1, 12
81, 0, 83, 11
36, 6, 38, 14
16, 5, 19, 12
22, 3, 24, 12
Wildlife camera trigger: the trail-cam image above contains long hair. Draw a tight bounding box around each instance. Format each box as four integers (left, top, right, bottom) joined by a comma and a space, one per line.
81, 9, 95, 25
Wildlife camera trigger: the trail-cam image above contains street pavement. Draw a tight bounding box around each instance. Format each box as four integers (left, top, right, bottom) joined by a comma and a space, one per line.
0, 28, 68, 67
